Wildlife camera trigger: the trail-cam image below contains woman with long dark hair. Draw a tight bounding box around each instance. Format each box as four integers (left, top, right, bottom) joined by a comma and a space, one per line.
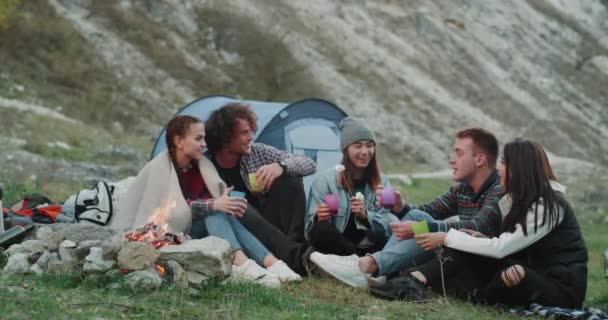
407, 139, 588, 307
111, 115, 300, 287
304, 117, 397, 257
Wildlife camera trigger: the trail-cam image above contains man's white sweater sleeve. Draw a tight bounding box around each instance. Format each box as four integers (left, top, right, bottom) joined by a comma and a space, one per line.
443, 203, 563, 259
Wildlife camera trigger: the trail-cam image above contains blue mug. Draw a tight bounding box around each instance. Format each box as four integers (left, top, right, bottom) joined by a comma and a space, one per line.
229, 191, 246, 198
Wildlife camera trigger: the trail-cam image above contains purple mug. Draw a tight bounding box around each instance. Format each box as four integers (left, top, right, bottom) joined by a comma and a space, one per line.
379, 187, 396, 209
323, 194, 340, 216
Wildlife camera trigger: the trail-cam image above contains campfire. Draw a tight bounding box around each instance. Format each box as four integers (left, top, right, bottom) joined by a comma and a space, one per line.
123, 223, 188, 249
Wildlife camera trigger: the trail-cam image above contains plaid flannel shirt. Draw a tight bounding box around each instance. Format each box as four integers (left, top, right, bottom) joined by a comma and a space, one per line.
190, 199, 214, 217
238, 143, 316, 193
191, 143, 317, 215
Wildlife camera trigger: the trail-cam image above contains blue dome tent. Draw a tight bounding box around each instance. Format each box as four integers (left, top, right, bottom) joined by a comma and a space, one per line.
151, 96, 349, 196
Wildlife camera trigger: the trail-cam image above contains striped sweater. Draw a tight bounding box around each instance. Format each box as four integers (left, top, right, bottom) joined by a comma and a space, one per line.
403, 171, 504, 236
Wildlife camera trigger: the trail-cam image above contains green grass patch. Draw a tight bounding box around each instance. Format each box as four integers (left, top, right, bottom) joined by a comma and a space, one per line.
0, 177, 606, 318
1, 179, 87, 206
390, 177, 453, 204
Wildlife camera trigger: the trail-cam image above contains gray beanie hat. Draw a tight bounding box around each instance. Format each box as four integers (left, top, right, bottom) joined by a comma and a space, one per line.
339, 117, 376, 150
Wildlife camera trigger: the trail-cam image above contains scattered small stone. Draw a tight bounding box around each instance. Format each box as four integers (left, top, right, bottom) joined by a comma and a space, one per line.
46, 252, 79, 275
165, 260, 187, 288
101, 234, 125, 260
43, 231, 65, 251
83, 247, 115, 273
27, 251, 43, 264
123, 267, 163, 290
3, 253, 30, 275
6, 240, 46, 257
30, 250, 52, 276
59, 240, 77, 262
184, 270, 209, 287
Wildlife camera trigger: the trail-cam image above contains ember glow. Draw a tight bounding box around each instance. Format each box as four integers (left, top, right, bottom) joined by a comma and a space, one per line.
155, 264, 165, 277
123, 223, 188, 249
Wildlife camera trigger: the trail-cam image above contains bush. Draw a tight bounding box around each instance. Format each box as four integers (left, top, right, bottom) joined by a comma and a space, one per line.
0, 0, 19, 30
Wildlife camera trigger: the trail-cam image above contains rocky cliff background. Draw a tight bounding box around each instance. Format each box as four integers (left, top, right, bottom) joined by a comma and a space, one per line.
0, 0, 607, 213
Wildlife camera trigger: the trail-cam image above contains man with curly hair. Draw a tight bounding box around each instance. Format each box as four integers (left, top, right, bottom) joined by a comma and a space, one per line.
203, 102, 316, 275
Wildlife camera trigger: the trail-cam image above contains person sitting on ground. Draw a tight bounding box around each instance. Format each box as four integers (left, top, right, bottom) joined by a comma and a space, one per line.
311, 128, 504, 288
204, 102, 316, 275
305, 117, 397, 257
110, 115, 300, 287
397, 139, 587, 308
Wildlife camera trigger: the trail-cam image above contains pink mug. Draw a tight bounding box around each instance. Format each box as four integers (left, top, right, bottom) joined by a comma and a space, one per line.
323, 194, 340, 216
379, 187, 396, 209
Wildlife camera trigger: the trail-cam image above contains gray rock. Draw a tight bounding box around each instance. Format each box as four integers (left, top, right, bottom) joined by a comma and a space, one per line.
46, 224, 117, 243
59, 240, 77, 262
184, 270, 209, 287
165, 260, 187, 288
30, 250, 52, 276
101, 234, 125, 260
117, 242, 159, 271
83, 247, 115, 273
3, 253, 30, 274
79, 240, 103, 249
43, 231, 65, 251
35, 226, 53, 241
158, 237, 232, 279
46, 252, 79, 275
123, 267, 163, 290
6, 240, 46, 257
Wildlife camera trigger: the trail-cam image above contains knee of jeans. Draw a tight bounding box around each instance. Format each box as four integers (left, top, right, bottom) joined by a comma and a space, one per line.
204, 211, 229, 222
403, 209, 432, 222
500, 264, 525, 287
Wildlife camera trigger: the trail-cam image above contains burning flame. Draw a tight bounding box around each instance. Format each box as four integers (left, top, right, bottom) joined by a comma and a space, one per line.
148, 199, 177, 227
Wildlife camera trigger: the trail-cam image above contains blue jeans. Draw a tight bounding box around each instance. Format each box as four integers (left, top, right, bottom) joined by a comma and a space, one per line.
190, 212, 271, 266
371, 209, 437, 276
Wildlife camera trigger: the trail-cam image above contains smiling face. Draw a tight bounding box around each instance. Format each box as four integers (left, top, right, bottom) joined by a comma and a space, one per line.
226, 118, 254, 156
174, 122, 206, 161
346, 140, 375, 169
448, 137, 484, 183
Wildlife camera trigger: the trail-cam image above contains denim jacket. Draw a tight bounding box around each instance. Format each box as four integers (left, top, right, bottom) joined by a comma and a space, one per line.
304, 167, 399, 241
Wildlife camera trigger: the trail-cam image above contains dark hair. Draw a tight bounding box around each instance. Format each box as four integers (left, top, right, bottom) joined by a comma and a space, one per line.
165, 115, 202, 166
534, 141, 557, 180
501, 139, 563, 235
205, 102, 258, 154
340, 143, 382, 193
455, 128, 499, 168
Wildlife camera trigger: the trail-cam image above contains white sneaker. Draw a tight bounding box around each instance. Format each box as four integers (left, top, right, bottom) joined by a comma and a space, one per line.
309, 252, 369, 288
267, 260, 302, 283
231, 259, 281, 288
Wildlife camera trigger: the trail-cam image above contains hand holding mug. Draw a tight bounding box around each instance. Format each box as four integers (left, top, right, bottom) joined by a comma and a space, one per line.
214, 186, 247, 217
316, 203, 332, 222
389, 221, 416, 240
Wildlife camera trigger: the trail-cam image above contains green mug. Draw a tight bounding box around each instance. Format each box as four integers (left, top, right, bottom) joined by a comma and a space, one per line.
248, 173, 262, 192
412, 220, 429, 235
